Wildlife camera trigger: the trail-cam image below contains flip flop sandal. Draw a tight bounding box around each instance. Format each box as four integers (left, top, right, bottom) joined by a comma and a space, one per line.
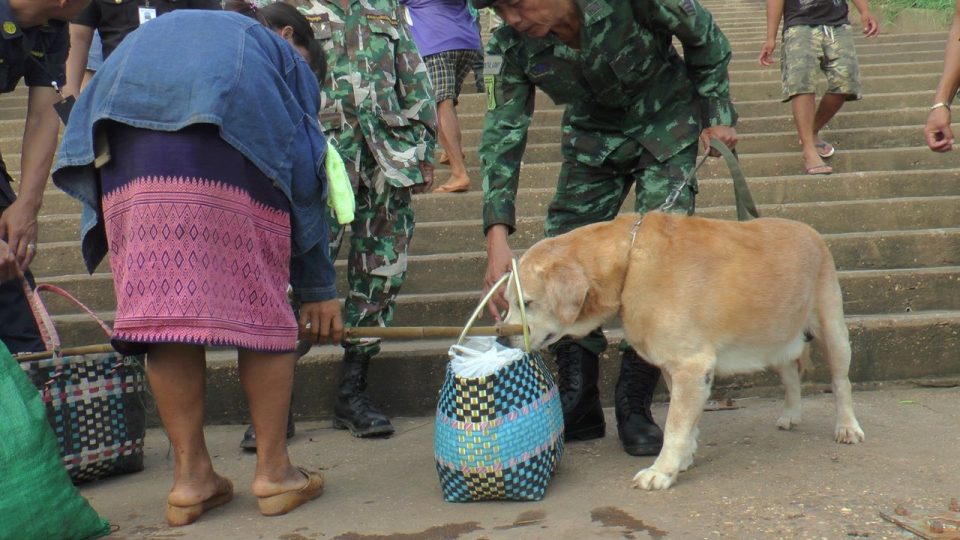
815, 141, 835, 158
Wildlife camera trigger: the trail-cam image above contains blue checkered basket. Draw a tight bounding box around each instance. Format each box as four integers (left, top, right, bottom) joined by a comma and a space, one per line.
434, 268, 564, 502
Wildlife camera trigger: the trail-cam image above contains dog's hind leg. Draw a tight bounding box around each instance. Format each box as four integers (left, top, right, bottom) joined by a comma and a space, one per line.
816, 269, 865, 444
775, 352, 805, 431
633, 357, 713, 490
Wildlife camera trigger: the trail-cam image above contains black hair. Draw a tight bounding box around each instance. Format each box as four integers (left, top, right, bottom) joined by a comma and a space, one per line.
224, 0, 326, 81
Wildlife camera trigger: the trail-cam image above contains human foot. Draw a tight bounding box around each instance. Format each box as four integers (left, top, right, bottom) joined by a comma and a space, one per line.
432, 174, 471, 193
254, 467, 325, 516
805, 163, 833, 175
166, 474, 234, 526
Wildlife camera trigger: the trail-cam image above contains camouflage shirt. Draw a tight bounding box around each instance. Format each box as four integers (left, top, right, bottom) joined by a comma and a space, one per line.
480, 0, 736, 233
293, 0, 437, 191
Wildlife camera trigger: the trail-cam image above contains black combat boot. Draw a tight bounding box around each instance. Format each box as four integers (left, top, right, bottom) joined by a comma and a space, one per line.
239, 339, 312, 451
333, 348, 394, 437
554, 340, 606, 441
240, 407, 296, 451
615, 349, 664, 456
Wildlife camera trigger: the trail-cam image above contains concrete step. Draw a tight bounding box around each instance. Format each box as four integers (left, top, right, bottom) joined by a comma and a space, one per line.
57, 310, 960, 422
453, 80, 943, 118
728, 47, 946, 71
444, 146, 960, 179
31, 194, 960, 269
734, 60, 942, 82
731, 73, 941, 102
37, 167, 960, 241
409, 198, 960, 252
35, 263, 960, 321
412, 170, 960, 222
452, 92, 949, 133
31, 226, 960, 313
450, 123, 929, 157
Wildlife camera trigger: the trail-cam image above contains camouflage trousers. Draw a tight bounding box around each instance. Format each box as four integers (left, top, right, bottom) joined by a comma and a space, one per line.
328, 148, 415, 357
546, 139, 699, 357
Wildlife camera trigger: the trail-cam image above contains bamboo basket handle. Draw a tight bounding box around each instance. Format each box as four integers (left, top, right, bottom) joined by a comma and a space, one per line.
457, 260, 530, 352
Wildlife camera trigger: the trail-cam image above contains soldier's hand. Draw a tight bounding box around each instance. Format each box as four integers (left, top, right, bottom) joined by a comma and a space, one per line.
700, 126, 738, 157
484, 225, 513, 320
299, 299, 344, 343
924, 106, 954, 152
413, 162, 435, 194
758, 39, 776, 67
0, 239, 18, 283
861, 12, 880, 37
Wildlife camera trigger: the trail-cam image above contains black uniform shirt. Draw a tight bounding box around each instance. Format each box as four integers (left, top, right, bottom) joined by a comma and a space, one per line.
0, 0, 68, 94
74, 0, 221, 59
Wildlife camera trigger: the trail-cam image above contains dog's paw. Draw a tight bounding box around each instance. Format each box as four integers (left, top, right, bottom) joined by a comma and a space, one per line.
776, 411, 802, 431
632, 468, 677, 490
835, 422, 865, 444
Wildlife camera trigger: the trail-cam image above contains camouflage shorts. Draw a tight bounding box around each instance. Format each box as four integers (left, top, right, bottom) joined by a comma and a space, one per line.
780, 24, 862, 102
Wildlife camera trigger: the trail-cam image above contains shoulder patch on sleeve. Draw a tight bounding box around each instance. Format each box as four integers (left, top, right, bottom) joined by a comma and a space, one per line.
680, 0, 696, 16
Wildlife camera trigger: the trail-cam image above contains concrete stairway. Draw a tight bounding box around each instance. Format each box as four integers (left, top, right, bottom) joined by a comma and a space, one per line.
18, 0, 960, 423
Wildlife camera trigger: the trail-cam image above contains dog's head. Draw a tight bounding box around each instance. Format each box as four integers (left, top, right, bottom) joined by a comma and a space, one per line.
503, 245, 603, 351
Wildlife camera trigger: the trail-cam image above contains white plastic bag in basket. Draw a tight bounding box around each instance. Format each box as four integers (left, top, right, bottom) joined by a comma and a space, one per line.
448, 337, 525, 378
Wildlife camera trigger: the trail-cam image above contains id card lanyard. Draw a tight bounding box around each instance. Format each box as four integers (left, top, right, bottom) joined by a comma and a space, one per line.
139, 1, 158, 25
26, 45, 74, 124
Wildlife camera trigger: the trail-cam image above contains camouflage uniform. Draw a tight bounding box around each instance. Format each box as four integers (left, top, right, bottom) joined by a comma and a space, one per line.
480, 0, 736, 355
294, 0, 437, 356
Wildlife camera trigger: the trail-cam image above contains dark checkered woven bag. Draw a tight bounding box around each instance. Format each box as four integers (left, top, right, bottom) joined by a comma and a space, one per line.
16, 281, 147, 484
434, 269, 564, 502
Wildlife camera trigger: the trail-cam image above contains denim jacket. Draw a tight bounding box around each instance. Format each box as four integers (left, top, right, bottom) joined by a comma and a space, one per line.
53, 11, 336, 302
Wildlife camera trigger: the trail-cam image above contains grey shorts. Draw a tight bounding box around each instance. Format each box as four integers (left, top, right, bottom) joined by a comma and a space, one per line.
425, 49, 484, 104
780, 24, 862, 102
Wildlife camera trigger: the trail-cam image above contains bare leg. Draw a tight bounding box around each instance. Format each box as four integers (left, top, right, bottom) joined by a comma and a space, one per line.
813, 93, 846, 135
433, 99, 471, 193
238, 349, 309, 497
146, 344, 223, 506
790, 93, 831, 173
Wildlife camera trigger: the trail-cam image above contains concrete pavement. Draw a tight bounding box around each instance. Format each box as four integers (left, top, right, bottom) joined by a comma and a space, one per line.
80, 385, 959, 540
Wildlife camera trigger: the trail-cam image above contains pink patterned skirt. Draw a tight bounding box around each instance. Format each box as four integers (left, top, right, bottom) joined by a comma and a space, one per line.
99, 123, 298, 354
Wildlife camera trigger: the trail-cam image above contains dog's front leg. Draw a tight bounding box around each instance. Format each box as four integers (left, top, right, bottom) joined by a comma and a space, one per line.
633, 364, 713, 490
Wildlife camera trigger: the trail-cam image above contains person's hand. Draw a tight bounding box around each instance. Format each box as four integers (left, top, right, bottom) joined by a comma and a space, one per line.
484, 225, 514, 320
0, 239, 18, 282
861, 12, 880, 37
412, 162, 435, 194
758, 38, 777, 67
924, 105, 954, 152
298, 299, 344, 343
699, 125, 738, 157
0, 197, 40, 269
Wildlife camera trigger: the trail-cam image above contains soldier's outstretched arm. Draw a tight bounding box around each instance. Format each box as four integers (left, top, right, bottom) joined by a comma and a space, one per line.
479, 34, 535, 318
479, 34, 535, 237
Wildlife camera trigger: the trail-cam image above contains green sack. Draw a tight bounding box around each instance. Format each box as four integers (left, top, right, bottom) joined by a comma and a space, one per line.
0, 341, 111, 540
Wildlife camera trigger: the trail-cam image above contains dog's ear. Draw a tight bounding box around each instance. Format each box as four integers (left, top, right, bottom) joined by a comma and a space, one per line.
542, 261, 589, 326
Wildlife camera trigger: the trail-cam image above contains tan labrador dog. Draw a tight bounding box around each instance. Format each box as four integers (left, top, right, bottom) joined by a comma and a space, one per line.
504, 211, 864, 490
